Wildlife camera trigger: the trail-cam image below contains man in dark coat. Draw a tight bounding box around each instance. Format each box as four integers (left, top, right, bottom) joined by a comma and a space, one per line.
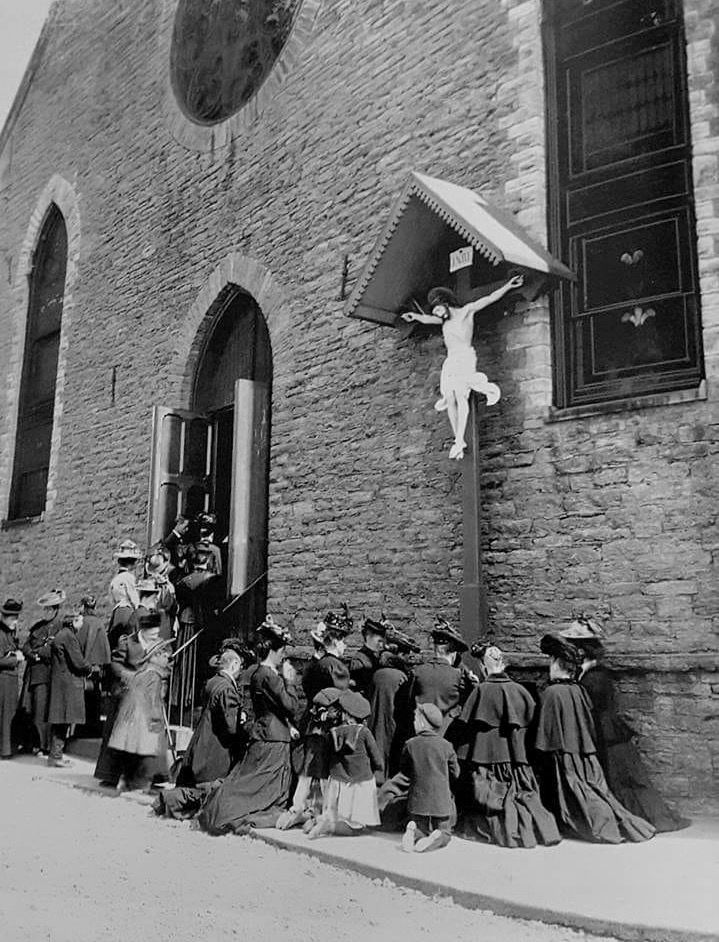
21, 588, 66, 754
368, 628, 419, 783
176, 647, 248, 786
47, 613, 92, 767
408, 619, 477, 734
347, 617, 388, 697
0, 599, 24, 759
77, 595, 111, 735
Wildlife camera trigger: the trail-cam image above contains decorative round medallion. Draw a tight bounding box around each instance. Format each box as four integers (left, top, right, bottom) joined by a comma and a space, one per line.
170, 0, 304, 126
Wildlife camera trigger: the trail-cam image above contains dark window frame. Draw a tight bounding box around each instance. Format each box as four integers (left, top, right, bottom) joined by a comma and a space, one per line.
7, 204, 68, 521
544, 0, 704, 410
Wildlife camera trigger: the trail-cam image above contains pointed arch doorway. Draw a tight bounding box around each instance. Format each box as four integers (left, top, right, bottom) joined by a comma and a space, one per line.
148, 285, 272, 651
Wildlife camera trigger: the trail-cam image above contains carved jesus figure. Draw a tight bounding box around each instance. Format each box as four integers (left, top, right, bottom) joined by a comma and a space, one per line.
401, 274, 523, 460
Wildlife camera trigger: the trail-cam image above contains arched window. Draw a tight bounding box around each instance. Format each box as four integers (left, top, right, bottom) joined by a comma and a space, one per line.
545, 0, 703, 407
9, 205, 67, 520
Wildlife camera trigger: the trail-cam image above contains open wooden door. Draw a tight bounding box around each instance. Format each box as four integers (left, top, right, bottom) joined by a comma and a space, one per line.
228, 379, 270, 602
147, 407, 213, 546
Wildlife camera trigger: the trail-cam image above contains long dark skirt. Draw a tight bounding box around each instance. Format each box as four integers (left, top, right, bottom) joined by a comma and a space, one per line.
198, 739, 293, 835
603, 742, 690, 832
456, 762, 561, 849
94, 697, 123, 784
538, 751, 655, 844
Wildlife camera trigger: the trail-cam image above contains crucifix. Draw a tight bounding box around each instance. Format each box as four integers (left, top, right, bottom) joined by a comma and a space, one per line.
400, 265, 523, 643
344, 171, 575, 648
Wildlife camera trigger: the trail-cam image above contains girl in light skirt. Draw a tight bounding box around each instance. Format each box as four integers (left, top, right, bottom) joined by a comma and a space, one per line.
309, 690, 382, 838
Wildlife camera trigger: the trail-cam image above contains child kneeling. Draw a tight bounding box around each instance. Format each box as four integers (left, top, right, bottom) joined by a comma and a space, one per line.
308, 690, 382, 838
399, 702, 459, 852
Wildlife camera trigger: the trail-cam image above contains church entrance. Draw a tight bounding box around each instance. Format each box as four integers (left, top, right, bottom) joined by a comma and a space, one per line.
148, 284, 272, 659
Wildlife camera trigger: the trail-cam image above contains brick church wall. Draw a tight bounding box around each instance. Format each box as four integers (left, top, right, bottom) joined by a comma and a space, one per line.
0, 0, 717, 810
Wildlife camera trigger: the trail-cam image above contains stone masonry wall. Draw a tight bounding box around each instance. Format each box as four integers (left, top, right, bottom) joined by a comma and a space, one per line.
0, 0, 716, 810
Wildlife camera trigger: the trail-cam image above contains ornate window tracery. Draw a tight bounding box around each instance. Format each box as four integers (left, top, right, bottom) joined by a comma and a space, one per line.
545, 0, 703, 406
170, 0, 303, 125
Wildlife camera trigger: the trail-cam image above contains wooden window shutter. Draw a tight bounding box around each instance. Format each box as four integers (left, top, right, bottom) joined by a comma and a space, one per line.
228, 379, 270, 597
147, 407, 213, 545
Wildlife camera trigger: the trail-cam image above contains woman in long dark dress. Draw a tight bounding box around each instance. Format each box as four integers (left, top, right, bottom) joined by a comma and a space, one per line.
560, 618, 689, 832
199, 617, 299, 835
455, 645, 560, 848
534, 635, 655, 844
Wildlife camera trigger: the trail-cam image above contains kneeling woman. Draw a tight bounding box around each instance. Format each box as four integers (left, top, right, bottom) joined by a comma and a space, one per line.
455, 644, 560, 848
534, 635, 655, 844
199, 618, 299, 835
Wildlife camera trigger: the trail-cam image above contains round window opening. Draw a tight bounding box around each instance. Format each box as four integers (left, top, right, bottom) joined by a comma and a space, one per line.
170, 0, 304, 126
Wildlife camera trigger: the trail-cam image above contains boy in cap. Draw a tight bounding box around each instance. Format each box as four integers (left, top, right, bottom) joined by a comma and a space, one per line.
399, 702, 460, 852
0, 599, 24, 758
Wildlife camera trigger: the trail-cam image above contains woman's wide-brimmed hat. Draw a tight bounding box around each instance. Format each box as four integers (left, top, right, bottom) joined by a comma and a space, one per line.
137, 611, 162, 631
1, 598, 22, 617
256, 615, 292, 646
114, 539, 142, 561
36, 589, 66, 608
386, 627, 421, 654
431, 617, 468, 653
539, 633, 582, 667
318, 605, 354, 640
560, 616, 605, 642
362, 617, 389, 638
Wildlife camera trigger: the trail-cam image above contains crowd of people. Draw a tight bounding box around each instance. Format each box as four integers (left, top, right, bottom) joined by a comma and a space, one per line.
0, 521, 689, 854
154, 609, 689, 852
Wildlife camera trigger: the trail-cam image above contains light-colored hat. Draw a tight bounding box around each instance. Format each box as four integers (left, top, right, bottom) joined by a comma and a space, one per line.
36, 589, 66, 608
114, 539, 142, 561
560, 616, 604, 641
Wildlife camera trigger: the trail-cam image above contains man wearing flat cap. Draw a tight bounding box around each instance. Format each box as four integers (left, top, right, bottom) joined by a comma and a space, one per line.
21, 589, 66, 754
408, 619, 476, 734
347, 617, 388, 699
0, 599, 24, 758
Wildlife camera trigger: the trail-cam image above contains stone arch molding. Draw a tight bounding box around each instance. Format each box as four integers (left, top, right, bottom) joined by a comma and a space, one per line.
176, 252, 290, 406
0, 174, 81, 521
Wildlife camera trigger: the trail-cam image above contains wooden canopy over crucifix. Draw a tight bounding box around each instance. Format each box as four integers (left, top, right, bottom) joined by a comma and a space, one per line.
345, 171, 575, 645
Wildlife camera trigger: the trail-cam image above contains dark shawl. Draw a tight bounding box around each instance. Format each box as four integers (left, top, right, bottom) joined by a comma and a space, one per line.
534, 680, 598, 755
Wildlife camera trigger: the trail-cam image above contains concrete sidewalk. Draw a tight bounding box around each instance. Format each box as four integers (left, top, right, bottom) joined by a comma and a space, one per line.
17, 754, 719, 942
